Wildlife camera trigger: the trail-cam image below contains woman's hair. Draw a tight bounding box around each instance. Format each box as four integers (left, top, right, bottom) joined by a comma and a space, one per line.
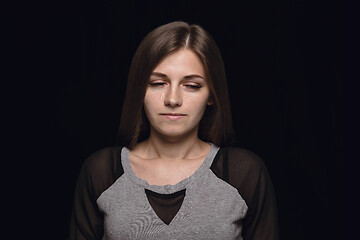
117, 21, 234, 149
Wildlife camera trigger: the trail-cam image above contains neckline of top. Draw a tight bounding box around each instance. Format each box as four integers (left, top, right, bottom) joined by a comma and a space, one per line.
121, 143, 220, 194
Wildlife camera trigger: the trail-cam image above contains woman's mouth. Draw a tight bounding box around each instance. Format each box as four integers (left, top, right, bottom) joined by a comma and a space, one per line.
160, 113, 187, 120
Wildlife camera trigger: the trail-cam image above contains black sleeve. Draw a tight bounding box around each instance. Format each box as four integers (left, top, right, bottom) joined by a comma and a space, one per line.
69, 147, 123, 240
211, 147, 279, 240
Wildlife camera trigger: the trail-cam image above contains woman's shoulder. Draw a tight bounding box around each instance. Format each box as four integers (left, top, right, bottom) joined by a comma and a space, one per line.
214, 146, 275, 204
77, 146, 125, 200
218, 146, 265, 170
81, 146, 124, 178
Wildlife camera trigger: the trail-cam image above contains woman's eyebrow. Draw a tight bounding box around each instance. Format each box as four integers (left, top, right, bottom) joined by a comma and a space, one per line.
151, 72, 205, 80
151, 72, 168, 78
183, 74, 205, 80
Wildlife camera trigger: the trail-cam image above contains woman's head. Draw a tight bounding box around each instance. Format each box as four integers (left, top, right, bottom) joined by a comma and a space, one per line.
117, 21, 234, 148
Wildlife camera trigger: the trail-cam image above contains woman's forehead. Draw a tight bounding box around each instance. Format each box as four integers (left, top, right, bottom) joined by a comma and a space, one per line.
152, 49, 205, 78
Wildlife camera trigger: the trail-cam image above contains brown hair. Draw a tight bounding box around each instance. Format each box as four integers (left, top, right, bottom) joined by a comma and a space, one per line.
117, 21, 234, 149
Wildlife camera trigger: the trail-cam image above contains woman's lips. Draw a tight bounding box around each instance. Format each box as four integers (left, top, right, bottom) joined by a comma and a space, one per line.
160, 113, 187, 120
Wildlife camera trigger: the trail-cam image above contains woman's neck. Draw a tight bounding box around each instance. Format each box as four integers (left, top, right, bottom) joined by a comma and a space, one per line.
134, 128, 209, 161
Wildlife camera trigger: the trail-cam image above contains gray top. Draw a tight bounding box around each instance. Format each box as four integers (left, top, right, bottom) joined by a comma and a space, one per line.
97, 144, 248, 239
69, 145, 279, 240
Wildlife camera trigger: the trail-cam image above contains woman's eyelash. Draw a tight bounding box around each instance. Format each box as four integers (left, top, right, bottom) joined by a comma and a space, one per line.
148, 82, 202, 89
185, 84, 201, 89
148, 82, 165, 86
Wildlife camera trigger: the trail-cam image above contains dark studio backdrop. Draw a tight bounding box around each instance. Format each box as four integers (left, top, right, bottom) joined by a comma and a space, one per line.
51, 0, 341, 239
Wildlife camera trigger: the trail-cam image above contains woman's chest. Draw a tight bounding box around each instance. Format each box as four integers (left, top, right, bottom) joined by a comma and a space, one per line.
97, 171, 248, 240
130, 156, 205, 186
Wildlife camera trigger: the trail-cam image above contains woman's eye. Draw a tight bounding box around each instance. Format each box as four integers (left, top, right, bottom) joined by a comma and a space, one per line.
148, 82, 166, 87
185, 84, 202, 89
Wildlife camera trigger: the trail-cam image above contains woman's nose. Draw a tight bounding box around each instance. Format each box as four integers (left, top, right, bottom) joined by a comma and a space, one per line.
164, 87, 182, 107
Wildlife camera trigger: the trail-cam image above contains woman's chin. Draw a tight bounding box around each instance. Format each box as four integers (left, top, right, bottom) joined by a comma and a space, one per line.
152, 127, 198, 141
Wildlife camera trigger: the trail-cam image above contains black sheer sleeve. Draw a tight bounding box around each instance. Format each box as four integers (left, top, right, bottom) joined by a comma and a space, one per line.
69, 147, 123, 240
211, 147, 279, 240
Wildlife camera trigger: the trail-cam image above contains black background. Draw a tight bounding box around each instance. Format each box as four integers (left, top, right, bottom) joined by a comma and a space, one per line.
18, 0, 342, 239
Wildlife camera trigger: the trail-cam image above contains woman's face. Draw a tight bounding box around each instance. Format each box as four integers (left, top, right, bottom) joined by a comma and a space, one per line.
144, 49, 212, 139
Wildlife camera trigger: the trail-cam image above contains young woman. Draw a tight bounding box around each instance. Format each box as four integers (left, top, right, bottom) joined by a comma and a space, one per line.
70, 21, 279, 240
